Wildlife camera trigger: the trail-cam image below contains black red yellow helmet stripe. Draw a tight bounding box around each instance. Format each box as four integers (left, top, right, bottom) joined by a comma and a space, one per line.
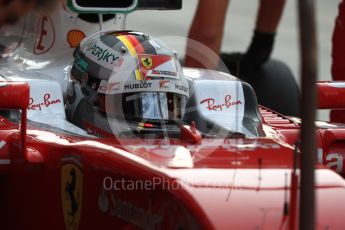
116, 34, 158, 80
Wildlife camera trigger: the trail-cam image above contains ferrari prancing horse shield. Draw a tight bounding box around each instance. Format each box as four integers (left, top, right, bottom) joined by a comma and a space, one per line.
141, 57, 153, 69
61, 163, 83, 230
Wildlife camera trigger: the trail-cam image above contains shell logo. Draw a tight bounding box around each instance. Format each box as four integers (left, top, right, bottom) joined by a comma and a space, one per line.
67, 30, 86, 48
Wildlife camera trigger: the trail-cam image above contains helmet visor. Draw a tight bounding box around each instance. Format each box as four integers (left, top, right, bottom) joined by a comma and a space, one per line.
119, 92, 187, 122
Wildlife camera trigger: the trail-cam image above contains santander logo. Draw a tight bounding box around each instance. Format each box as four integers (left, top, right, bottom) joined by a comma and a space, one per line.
28, 93, 62, 111
34, 15, 55, 55
200, 95, 242, 111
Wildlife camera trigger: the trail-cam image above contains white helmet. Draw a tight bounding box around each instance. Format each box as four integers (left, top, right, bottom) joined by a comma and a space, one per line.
66, 30, 189, 137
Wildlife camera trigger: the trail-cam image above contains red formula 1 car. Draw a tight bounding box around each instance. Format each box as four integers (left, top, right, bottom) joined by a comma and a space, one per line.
1, 0, 345, 229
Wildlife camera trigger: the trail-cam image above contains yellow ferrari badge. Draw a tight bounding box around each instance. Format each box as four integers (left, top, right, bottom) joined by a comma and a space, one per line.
141, 57, 153, 69
61, 163, 83, 230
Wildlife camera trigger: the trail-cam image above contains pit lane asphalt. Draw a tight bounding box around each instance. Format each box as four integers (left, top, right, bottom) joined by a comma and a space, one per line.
127, 0, 339, 121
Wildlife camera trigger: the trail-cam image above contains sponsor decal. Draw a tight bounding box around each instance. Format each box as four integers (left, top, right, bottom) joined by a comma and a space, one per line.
83, 40, 97, 51
28, 93, 62, 111
124, 82, 152, 90
194, 80, 245, 131
34, 15, 55, 55
61, 163, 83, 230
326, 153, 344, 173
67, 30, 86, 48
86, 42, 119, 64
138, 54, 179, 80
98, 188, 162, 229
151, 70, 177, 77
120, 80, 189, 97
97, 80, 121, 94
200, 95, 242, 111
141, 57, 153, 69
175, 84, 188, 94
159, 80, 170, 89
74, 57, 88, 72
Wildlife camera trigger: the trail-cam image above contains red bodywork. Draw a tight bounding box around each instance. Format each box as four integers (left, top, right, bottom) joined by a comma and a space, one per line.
1, 82, 345, 229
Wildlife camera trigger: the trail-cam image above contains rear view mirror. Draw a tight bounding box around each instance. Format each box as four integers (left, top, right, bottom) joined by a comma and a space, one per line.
68, 0, 138, 13
0, 82, 44, 164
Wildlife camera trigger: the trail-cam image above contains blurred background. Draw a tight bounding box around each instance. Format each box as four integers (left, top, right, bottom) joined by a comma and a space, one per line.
127, 0, 340, 121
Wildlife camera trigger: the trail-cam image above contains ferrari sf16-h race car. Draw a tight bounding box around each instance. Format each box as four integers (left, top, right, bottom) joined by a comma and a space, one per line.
1, 0, 345, 229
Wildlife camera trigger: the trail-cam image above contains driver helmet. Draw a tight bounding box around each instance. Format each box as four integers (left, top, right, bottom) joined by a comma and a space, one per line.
66, 30, 189, 137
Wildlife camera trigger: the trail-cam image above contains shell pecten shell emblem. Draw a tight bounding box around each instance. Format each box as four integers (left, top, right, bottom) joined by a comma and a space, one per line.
61, 163, 83, 230
67, 30, 86, 48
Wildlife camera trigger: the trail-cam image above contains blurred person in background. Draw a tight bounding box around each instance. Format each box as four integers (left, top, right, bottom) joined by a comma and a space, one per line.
184, 0, 303, 117
184, 0, 286, 76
